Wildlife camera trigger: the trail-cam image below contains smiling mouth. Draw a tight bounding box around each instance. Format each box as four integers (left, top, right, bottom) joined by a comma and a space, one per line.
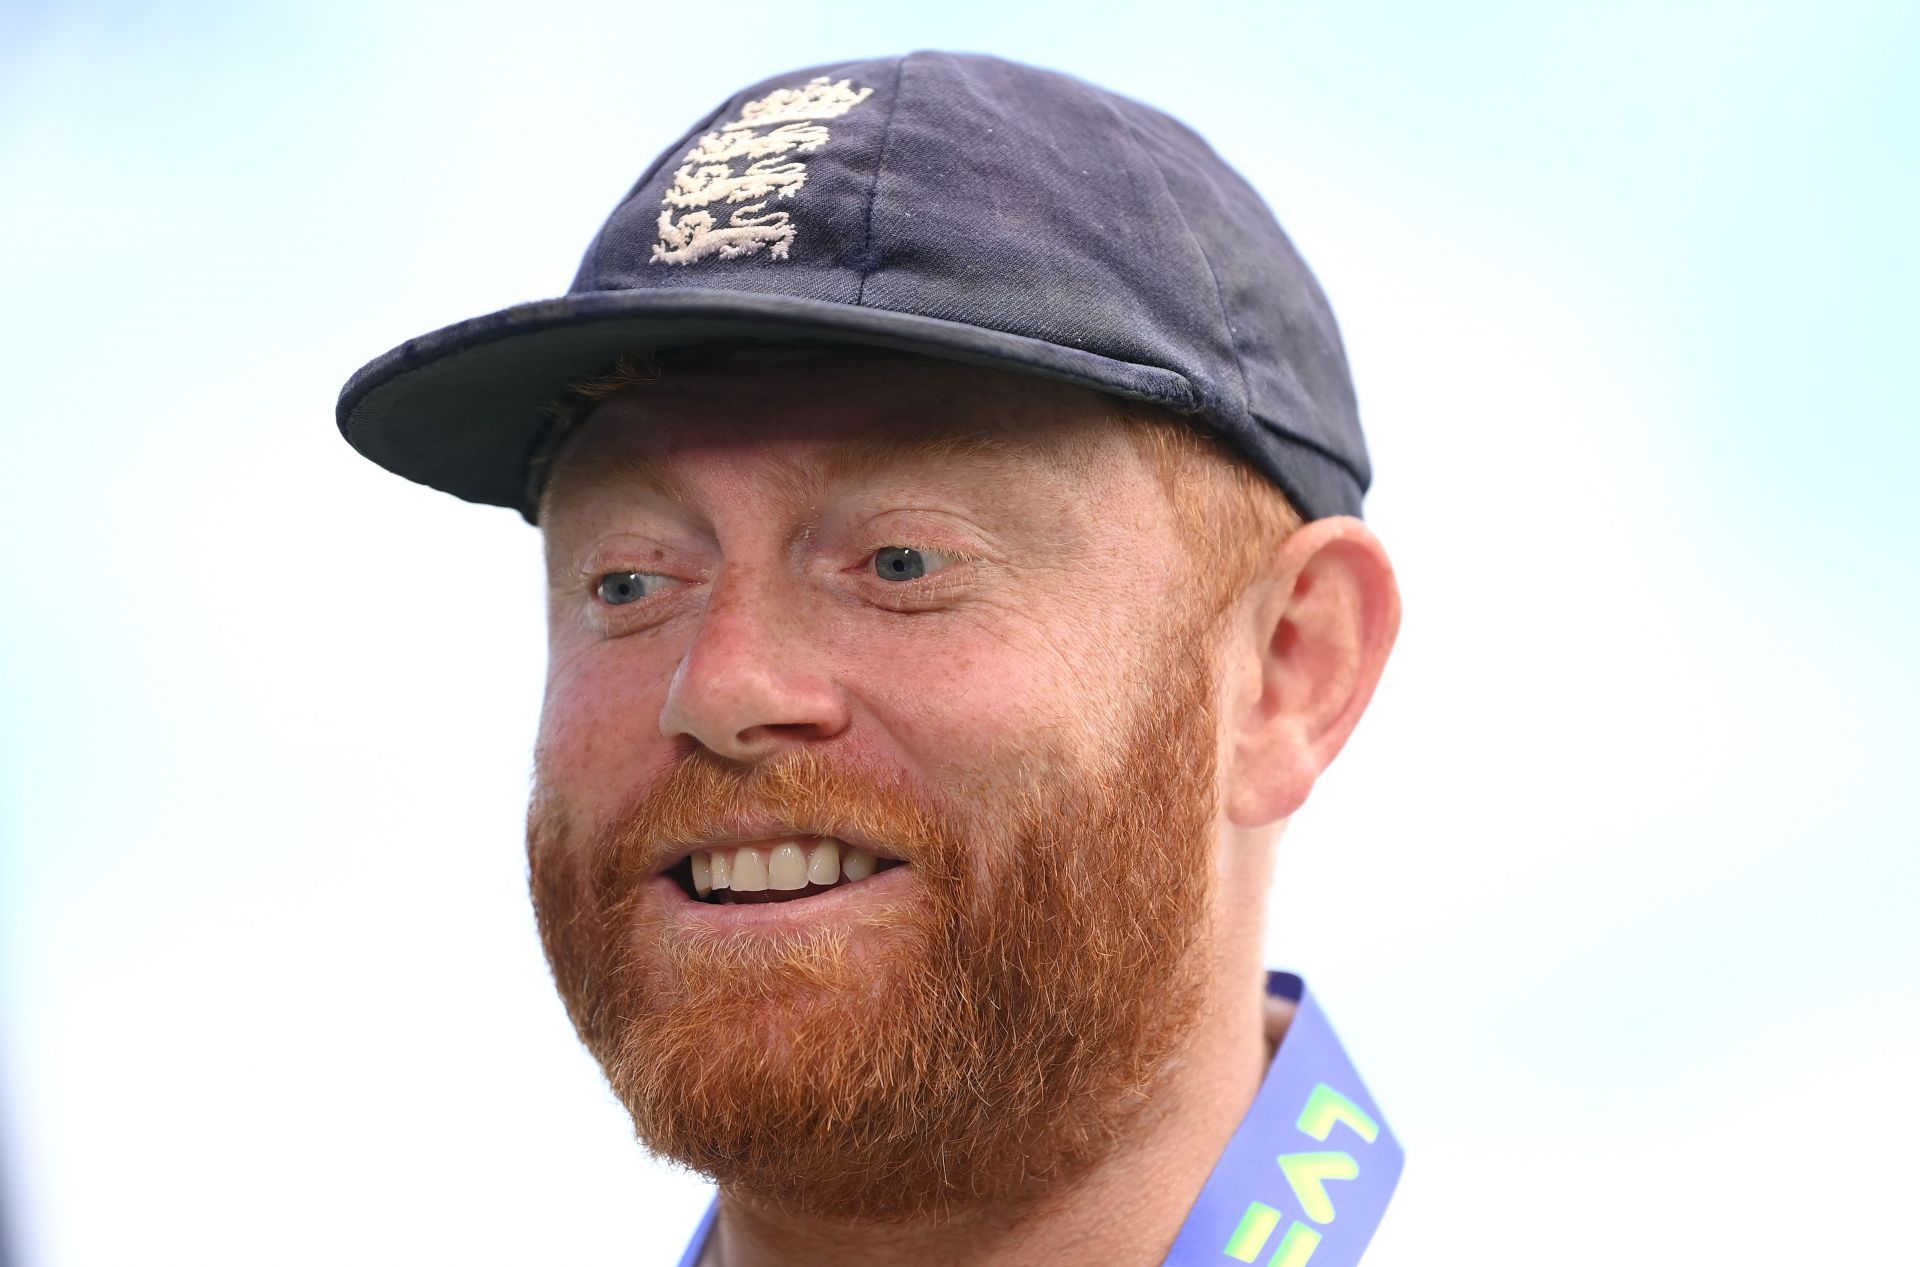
671, 836, 908, 905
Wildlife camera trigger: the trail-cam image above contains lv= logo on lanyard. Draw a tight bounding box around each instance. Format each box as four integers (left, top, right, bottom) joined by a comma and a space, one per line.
1162, 973, 1403, 1267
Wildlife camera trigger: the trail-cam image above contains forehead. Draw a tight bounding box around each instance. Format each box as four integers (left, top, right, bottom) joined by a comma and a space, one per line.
539, 347, 1133, 514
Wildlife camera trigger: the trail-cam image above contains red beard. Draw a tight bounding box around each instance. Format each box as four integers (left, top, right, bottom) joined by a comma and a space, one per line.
527, 634, 1220, 1225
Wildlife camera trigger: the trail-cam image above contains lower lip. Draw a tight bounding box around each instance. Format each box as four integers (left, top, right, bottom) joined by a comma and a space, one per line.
647, 862, 918, 931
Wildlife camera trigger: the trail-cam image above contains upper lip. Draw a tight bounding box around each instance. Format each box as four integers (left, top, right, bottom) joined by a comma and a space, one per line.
648, 820, 907, 875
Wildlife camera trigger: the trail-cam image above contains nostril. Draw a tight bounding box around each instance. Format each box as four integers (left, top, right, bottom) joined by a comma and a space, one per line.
706, 720, 840, 763
745, 721, 830, 744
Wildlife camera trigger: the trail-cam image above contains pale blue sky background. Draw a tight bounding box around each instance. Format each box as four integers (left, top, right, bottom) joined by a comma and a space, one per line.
2, 2, 1914, 1264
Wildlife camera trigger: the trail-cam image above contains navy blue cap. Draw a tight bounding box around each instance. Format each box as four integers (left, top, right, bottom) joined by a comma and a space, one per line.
337, 51, 1369, 521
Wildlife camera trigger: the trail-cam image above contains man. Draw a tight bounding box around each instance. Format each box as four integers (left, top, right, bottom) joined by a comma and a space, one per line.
338, 52, 1403, 1267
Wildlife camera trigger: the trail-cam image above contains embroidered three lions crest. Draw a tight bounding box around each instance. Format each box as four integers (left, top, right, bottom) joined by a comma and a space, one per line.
650, 76, 874, 266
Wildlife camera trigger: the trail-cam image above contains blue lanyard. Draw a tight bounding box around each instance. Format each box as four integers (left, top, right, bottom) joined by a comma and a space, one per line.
676, 971, 1401, 1266
1163, 972, 1402, 1265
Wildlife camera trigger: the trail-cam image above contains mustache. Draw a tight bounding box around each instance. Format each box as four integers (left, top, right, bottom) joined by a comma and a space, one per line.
593, 744, 963, 891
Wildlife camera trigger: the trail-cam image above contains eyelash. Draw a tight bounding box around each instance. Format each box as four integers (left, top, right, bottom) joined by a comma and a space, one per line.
592, 571, 678, 607
864, 543, 972, 574
586, 544, 980, 617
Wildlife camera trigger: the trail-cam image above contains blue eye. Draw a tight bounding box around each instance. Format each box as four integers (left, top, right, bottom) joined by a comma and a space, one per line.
597, 572, 666, 605
874, 547, 931, 581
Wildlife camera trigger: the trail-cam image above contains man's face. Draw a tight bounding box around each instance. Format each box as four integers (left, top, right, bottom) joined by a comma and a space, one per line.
528, 349, 1235, 1221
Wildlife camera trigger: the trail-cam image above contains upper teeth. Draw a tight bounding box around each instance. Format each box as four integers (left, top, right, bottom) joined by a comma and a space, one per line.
691, 836, 882, 898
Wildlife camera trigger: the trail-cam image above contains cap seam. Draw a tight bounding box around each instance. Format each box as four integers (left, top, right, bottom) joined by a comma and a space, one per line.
854, 55, 910, 305
1107, 104, 1255, 424
1249, 407, 1367, 490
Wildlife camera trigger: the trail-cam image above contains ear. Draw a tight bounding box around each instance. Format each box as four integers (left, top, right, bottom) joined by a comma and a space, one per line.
1222, 516, 1401, 827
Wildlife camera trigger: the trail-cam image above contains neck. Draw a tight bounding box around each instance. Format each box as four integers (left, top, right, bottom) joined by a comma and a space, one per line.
702, 960, 1271, 1267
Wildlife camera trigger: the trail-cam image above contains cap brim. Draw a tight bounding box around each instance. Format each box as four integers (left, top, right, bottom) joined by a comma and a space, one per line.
337, 288, 1207, 521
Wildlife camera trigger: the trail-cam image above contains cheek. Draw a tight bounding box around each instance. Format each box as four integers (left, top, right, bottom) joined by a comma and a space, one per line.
536, 635, 676, 823
848, 613, 1114, 801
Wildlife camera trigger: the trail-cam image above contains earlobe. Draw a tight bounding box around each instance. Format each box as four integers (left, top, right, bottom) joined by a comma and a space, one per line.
1224, 517, 1401, 828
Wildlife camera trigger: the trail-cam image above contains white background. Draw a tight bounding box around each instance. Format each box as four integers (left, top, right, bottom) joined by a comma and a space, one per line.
2, 2, 1915, 1263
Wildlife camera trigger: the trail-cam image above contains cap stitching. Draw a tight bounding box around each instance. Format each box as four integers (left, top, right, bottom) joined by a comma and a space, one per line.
854, 55, 910, 304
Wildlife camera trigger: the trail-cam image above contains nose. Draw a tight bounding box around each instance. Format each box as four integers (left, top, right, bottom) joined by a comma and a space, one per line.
658, 565, 850, 762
